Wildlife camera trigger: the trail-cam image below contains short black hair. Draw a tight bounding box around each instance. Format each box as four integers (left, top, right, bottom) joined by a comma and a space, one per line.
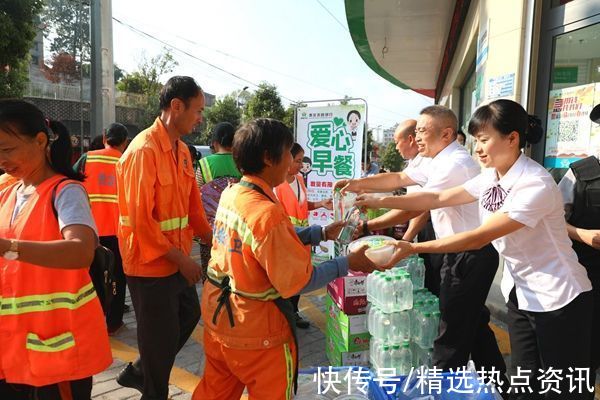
347, 110, 361, 121
291, 142, 304, 157
105, 123, 129, 146
187, 144, 199, 162
420, 105, 458, 134
159, 76, 203, 111
468, 99, 543, 148
211, 122, 236, 148
456, 130, 466, 140
302, 156, 311, 165
233, 118, 293, 174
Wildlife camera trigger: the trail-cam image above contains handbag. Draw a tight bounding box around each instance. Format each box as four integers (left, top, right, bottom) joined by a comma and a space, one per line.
51, 178, 116, 312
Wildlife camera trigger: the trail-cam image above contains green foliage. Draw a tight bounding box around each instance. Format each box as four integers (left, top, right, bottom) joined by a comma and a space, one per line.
116, 50, 178, 128
243, 82, 285, 121
381, 141, 404, 172
198, 95, 241, 145
282, 106, 295, 132
42, 0, 90, 61
0, 0, 44, 97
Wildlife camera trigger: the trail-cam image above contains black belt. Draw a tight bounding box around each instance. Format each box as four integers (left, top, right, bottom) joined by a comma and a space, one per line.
207, 275, 235, 328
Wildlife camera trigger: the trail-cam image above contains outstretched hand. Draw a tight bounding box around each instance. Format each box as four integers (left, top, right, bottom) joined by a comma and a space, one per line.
381, 240, 415, 269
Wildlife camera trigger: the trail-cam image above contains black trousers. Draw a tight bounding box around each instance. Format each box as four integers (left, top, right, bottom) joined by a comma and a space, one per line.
127, 272, 201, 400
89, 235, 126, 329
0, 377, 92, 400
417, 219, 444, 296
291, 295, 300, 313
506, 288, 593, 400
433, 244, 506, 377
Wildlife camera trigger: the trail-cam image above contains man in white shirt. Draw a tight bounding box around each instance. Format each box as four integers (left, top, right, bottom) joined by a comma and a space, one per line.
557, 103, 600, 391
357, 119, 444, 295
335, 106, 505, 378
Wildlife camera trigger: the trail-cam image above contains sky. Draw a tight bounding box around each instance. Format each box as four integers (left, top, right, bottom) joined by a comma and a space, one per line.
111, 0, 433, 136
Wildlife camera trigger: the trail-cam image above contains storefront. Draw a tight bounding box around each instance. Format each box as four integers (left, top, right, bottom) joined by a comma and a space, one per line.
532, 0, 600, 174
345, 0, 600, 168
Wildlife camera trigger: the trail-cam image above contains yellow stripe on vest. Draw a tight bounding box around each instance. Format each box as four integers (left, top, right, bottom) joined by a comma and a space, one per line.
0, 282, 97, 316
159, 216, 189, 231
86, 155, 119, 164
26, 332, 75, 352
289, 216, 308, 227
214, 207, 258, 251
89, 194, 118, 203
199, 158, 213, 183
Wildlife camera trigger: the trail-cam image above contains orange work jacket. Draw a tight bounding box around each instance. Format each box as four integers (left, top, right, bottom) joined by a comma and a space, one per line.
82, 148, 121, 237
274, 175, 309, 227
202, 175, 313, 350
0, 174, 18, 192
0, 175, 112, 386
116, 117, 212, 277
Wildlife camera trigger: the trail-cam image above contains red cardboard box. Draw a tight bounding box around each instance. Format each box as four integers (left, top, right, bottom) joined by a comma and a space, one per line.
327, 271, 368, 315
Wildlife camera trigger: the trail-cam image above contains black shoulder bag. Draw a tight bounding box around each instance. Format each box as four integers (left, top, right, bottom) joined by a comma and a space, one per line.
51, 178, 116, 312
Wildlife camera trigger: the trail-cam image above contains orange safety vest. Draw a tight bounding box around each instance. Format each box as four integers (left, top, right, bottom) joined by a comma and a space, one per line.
202, 176, 312, 350
117, 117, 212, 277
0, 174, 18, 193
274, 175, 309, 227
0, 175, 112, 386
82, 148, 121, 237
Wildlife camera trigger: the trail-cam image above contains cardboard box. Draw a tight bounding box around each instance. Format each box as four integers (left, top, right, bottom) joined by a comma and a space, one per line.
325, 295, 370, 352
325, 333, 370, 367
327, 272, 368, 315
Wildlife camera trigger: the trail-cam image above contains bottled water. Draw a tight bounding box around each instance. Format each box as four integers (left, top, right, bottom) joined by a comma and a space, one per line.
382, 276, 394, 312
412, 258, 425, 290
416, 311, 435, 349
390, 344, 402, 375
399, 340, 413, 375
389, 310, 410, 343
380, 345, 392, 369
337, 206, 361, 244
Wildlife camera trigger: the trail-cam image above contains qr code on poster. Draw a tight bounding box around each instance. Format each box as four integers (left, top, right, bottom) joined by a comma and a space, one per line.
558, 121, 579, 143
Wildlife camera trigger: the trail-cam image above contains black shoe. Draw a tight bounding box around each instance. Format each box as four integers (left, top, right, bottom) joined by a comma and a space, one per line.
116, 362, 144, 393
295, 313, 310, 329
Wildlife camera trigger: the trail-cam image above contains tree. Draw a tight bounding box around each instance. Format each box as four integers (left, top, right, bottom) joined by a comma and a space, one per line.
0, 0, 44, 97
116, 50, 178, 128
42, 0, 90, 62
381, 142, 404, 172
243, 83, 285, 121
282, 106, 295, 132
43, 51, 79, 83
198, 95, 241, 145
113, 64, 125, 84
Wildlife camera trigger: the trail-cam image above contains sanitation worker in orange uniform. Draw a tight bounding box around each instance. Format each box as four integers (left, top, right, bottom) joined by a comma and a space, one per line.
115, 76, 212, 400
193, 118, 379, 400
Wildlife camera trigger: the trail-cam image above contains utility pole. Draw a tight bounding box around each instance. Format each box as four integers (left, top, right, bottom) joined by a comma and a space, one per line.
91, 0, 115, 140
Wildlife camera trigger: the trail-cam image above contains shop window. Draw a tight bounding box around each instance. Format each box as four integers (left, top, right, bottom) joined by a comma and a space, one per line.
544, 22, 600, 172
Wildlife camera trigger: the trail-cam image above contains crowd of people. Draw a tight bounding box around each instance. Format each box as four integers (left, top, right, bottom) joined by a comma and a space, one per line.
0, 74, 598, 400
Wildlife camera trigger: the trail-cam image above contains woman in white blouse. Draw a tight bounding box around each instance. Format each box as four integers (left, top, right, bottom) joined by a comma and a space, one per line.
356, 99, 593, 400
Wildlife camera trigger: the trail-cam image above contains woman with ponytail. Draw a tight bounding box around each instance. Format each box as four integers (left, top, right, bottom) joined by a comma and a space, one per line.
356, 99, 593, 399
0, 99, 111, 399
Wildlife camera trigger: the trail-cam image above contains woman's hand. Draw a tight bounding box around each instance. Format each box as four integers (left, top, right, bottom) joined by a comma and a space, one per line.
381, 240, 416, 269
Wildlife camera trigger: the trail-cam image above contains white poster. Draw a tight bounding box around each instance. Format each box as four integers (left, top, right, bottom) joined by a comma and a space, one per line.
296, 104, 365, 262
544, 83, 599, 168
